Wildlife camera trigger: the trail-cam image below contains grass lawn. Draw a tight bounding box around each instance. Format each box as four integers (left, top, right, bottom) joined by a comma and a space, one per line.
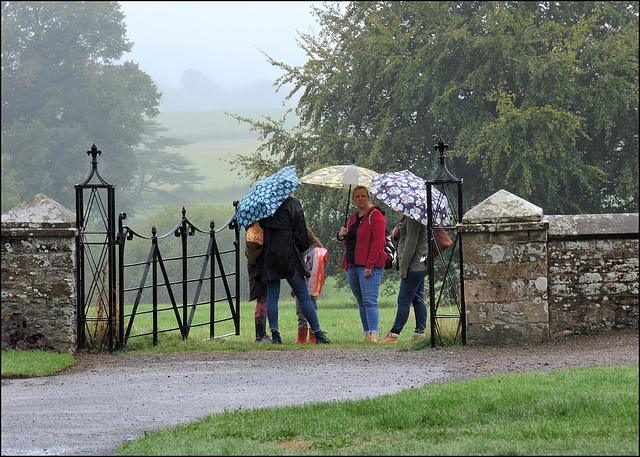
116, 364, 639, 456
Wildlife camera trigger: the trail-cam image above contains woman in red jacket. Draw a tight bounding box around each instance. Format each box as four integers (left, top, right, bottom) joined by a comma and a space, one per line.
338, 186, 387, 343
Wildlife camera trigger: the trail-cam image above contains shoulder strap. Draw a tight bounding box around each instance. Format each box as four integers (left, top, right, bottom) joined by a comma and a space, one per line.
368, 207, 381, 225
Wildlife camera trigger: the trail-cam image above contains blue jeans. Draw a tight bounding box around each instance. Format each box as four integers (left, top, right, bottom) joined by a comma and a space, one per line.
391, 270, 427, 335
266, 269, 320, 333
347, 266, 383, 334
296, 292, 318, 328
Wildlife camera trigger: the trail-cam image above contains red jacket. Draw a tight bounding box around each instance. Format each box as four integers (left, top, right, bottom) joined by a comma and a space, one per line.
341, 206, 387, 270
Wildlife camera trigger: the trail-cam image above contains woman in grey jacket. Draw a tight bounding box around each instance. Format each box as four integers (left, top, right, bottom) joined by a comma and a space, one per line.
378, 215, 429, 344
255, 195, 331, 344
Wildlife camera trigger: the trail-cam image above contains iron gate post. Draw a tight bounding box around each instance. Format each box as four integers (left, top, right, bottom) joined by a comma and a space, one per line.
427, 138, 466, 347
233, 216, 240, 335
75, 144, 117, 352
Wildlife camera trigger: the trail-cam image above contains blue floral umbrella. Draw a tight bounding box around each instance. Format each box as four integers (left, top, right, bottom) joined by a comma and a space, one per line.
370, 170, 452, 226
235, 165, 301, 230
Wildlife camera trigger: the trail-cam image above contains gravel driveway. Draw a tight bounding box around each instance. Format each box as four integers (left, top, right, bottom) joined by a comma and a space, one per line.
2, 328, 638, 456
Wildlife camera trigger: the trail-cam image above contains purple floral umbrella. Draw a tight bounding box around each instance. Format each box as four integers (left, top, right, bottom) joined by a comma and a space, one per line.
370, 170, 452, 226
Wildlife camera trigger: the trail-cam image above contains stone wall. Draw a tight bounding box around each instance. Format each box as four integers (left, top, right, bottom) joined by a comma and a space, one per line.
547, 214, 639, 338
460, 189, 639, 346
1, 194, 77, 353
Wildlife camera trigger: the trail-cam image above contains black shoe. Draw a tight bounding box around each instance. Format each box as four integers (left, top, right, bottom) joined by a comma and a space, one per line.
314, 330, 332, 344
271, 330, 282, 344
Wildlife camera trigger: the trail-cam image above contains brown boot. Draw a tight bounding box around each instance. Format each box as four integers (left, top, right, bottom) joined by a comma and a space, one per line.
378, 332, 398, 344
369, 331, 378, 343
294, 327, 308, 343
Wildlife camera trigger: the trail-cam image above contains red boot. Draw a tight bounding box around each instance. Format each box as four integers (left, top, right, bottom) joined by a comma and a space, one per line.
294, 326, 308, 343
307, 329, 316, 343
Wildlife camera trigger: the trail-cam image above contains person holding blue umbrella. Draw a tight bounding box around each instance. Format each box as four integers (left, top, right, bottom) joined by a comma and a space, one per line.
256, 194, 331, 344
236, 165, 331, 344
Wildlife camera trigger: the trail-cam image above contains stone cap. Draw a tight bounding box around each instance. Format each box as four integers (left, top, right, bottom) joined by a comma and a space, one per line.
547, 213, 639, 238
1, 193, 75, 229
462, 189, 543, 224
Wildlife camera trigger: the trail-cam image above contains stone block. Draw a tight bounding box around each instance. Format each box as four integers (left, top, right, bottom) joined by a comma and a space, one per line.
467, 301, 548, 324
465, 277, 547, 303
463, 261, 546, 280
466, 322, 550, 346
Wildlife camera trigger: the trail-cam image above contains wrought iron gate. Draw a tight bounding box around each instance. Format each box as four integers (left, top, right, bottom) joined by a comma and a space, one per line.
75, 145, 241, 351
75, 145, 117, 351
427, 138, 466, 347
117, 207, 240, 349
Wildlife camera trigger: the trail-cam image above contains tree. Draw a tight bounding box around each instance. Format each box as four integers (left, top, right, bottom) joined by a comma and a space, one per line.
1, 1, 160, 211
229, 1, 638, 280
0, 155, 22, 213
121, 120, 204, 209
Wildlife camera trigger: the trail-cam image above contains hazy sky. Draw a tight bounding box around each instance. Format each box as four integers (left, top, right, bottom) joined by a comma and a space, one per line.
119, 1, 319, 92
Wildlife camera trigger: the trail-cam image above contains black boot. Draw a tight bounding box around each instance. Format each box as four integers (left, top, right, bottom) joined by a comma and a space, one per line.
313, 330, 332, 344
271, 329, 282, 344
255, 319, 271, 343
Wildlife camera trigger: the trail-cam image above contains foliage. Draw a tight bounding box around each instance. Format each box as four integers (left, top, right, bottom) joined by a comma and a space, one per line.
0, 155, 22, 212
229, 1, 639, 280
118, 364, 639, 456
120, 120, 204, 210
1, 1, 160, 211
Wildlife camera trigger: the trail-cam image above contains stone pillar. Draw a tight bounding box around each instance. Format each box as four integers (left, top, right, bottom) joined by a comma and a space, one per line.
459, 189, 549, 345
1, 194, 78, 353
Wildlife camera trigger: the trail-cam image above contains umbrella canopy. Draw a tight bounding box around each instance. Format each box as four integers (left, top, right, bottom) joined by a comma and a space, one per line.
370, 170, 452, 227
300, 164, 380, 190
300, 164, 380, 227
235, 165, 301, 231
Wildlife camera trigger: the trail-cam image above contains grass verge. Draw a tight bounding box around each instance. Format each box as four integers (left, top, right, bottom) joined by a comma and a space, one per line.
1, 350, 75, 377
115, 364, 639, 456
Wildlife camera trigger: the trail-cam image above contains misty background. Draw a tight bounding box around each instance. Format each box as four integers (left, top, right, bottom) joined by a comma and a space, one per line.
118, 1, 319, 111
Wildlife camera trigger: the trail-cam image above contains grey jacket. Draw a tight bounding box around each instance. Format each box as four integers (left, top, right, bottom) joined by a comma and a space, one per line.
396, 216, 428, 277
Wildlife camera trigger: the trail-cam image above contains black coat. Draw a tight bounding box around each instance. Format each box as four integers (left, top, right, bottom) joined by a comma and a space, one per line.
256, 196, 310, 282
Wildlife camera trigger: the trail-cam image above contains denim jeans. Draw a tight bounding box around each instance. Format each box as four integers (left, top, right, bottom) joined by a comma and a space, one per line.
266, 269, 320, 333
296, 293, 318, 328
346, 266, 384, 334
390, 270, 427, 335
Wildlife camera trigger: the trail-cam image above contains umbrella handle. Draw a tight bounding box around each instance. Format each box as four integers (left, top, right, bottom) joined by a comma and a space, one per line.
336, 185, 352, 242
343, 185, 352, 228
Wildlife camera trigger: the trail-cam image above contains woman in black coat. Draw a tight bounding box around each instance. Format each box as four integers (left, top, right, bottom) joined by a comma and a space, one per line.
255, 195, 331, 344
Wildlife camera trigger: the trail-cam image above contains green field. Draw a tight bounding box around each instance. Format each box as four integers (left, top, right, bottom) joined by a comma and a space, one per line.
155, 108, 297, 193
174, 139, 258, 191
